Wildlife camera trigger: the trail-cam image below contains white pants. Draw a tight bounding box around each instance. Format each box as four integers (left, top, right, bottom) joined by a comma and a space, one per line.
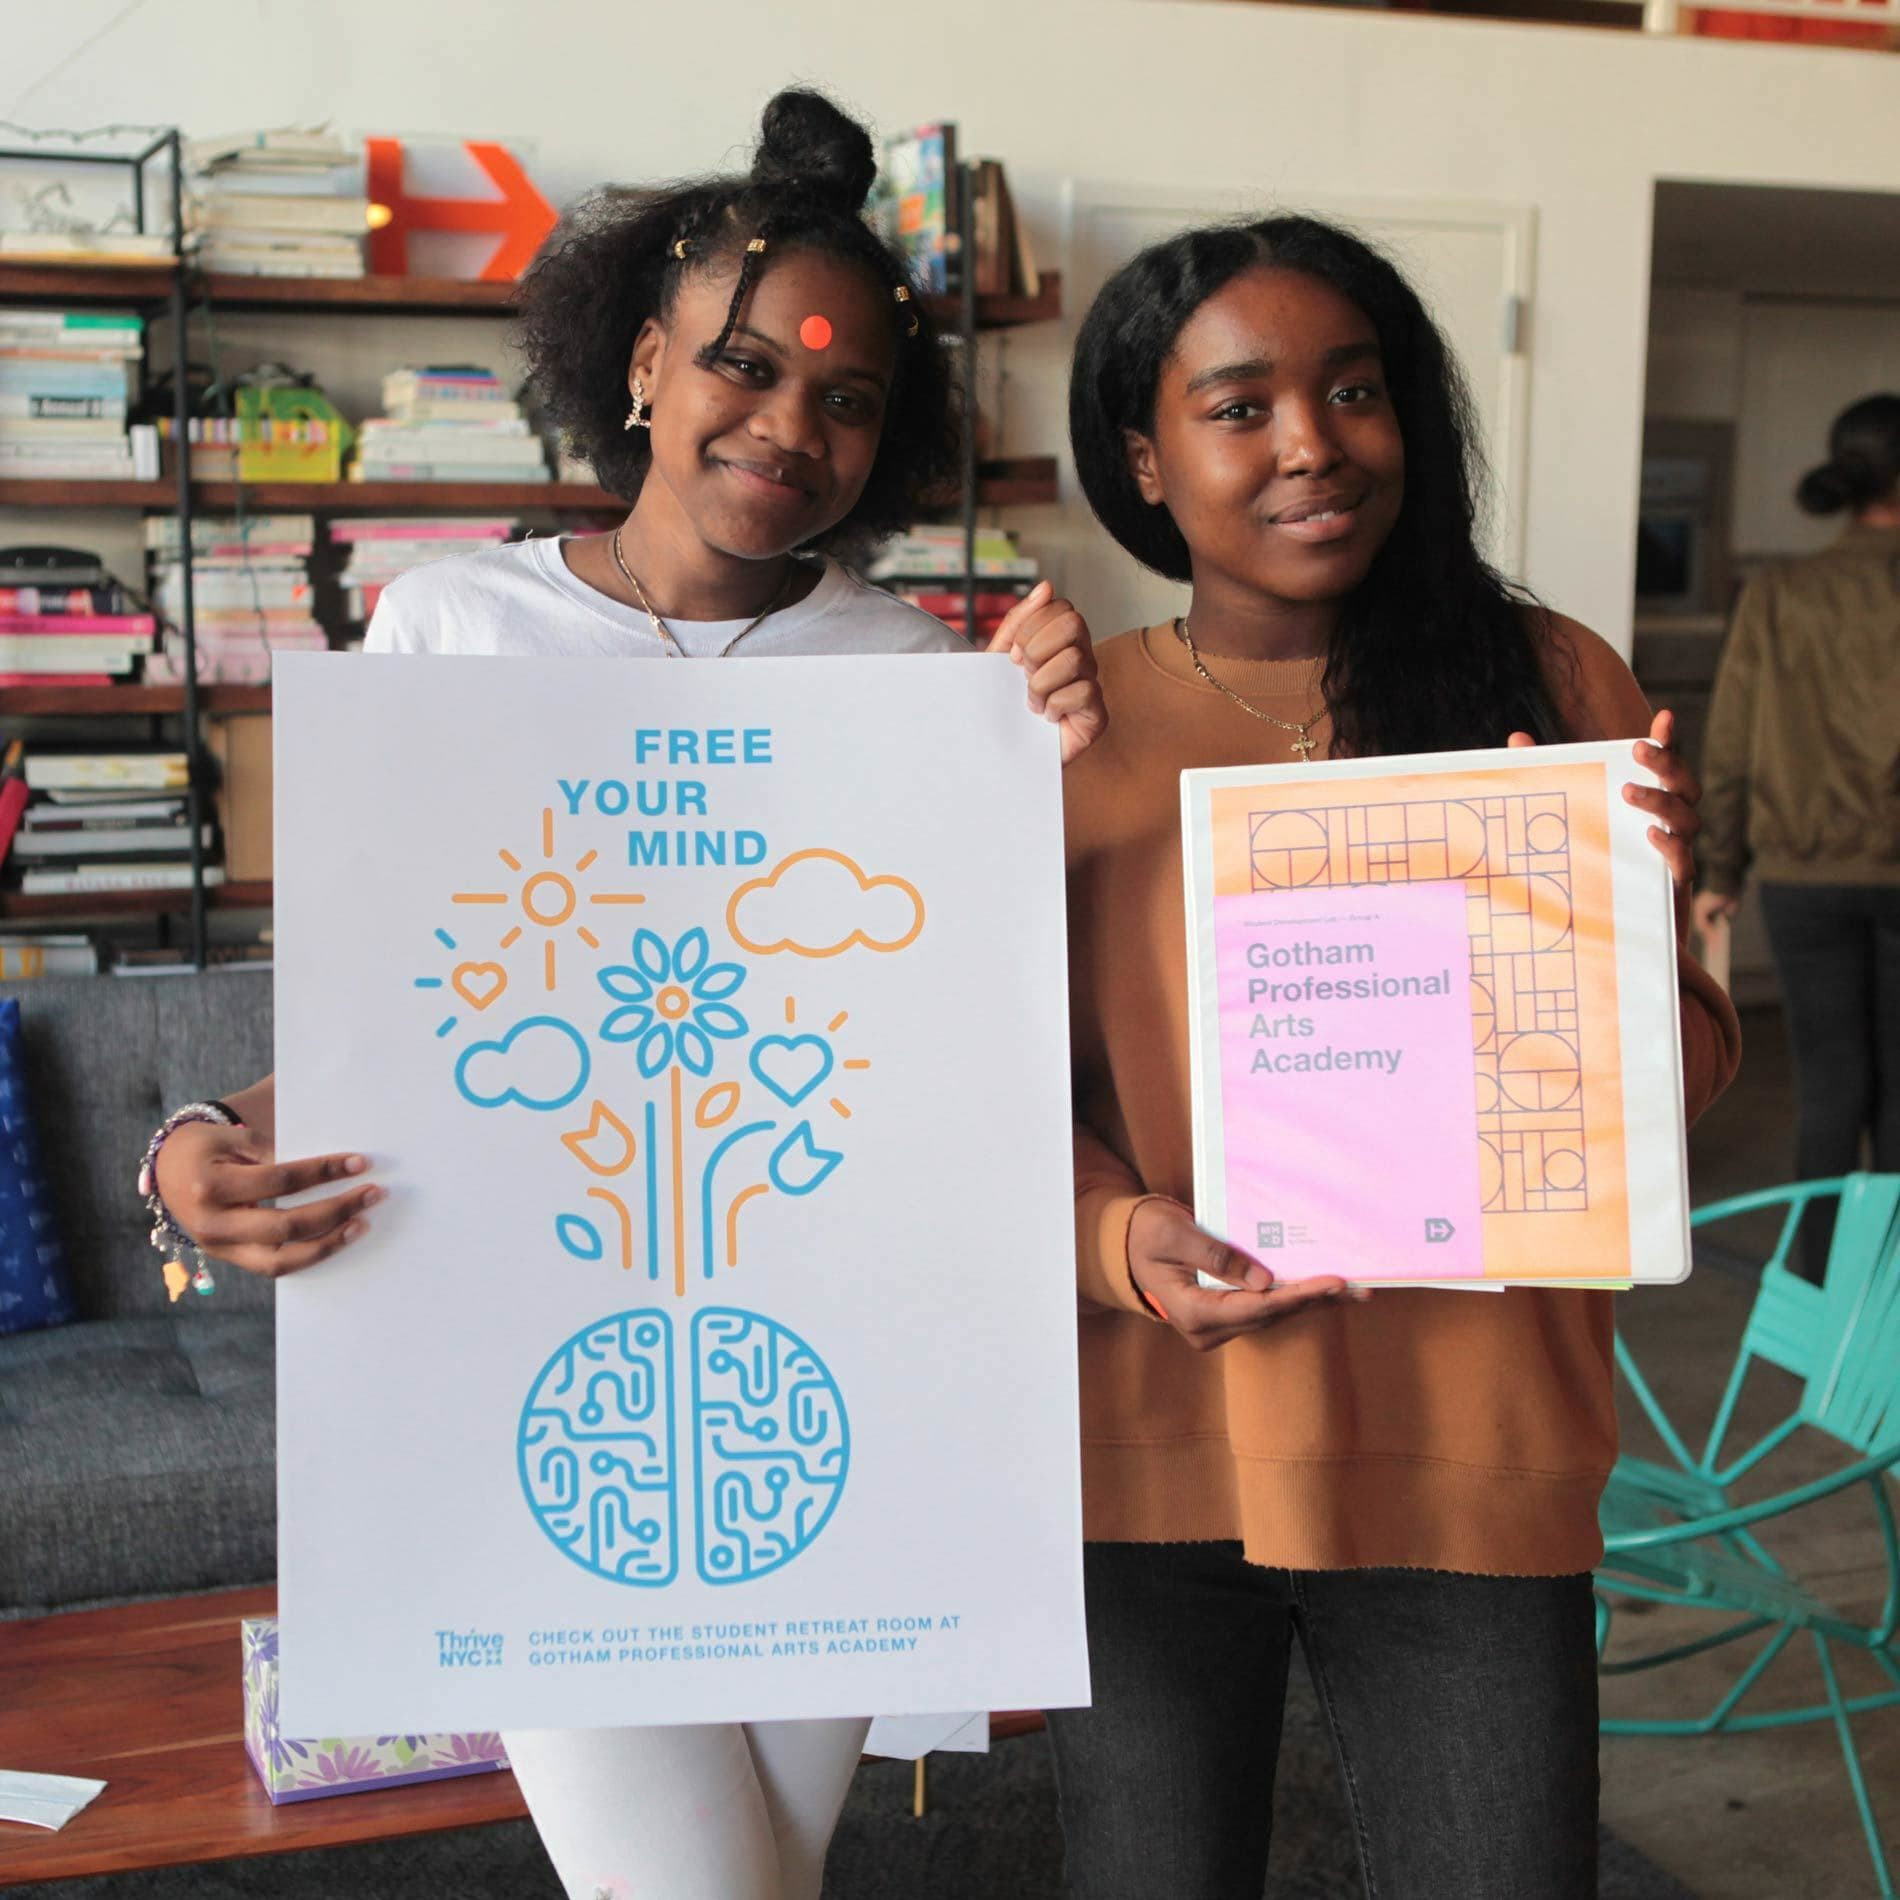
500, 1717, 871, 1900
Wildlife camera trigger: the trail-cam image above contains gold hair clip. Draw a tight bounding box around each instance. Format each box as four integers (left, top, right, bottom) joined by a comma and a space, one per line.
671, 238, 692, 260
892, 284, 919, 337
746, 237, 768, 254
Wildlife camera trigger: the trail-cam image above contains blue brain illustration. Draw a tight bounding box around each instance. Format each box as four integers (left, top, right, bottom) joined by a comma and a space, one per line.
692, 1308, 850, 1586
518, 1311, 678, 1586
517, 1306, 848, 1588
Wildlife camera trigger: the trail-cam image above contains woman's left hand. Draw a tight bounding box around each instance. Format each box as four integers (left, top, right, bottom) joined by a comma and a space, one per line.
989, 580, 1108, 766
1508, 708, 1701, 931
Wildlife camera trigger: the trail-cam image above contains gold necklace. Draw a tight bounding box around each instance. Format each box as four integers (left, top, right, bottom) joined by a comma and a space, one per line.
609, 528, 792, 658
1174, 616, 1327, 762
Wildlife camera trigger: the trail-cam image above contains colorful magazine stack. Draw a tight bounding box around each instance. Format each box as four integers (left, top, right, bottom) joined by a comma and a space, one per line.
0, 310, 145, 481
145, 514, 326, 683
330, 516, 517, 631
866, 525, 1040, 643
7, 751, 218, 898
0, 547, 155, 685
351, 368, 547, 485
186, 128, 369, 279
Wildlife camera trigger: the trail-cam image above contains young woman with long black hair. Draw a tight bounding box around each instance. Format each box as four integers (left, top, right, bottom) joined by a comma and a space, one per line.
1054, 214, 1740, 1900
140, 89, 1102, 1900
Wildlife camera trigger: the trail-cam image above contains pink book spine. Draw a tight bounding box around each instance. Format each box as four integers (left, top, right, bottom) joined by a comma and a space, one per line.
0, 613, 158, 635
329, 522, 512, 541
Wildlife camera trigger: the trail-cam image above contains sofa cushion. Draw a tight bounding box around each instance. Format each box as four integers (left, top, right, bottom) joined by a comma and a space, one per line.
0, 999, 78, 1337
0, 972, 275, 1319
0, 1312, 276, 1611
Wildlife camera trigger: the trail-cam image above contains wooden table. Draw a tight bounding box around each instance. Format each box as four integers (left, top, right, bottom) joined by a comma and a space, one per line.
0, 1588, 528, 1886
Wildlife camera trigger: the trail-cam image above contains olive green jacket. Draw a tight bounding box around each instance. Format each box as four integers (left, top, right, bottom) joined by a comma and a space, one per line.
1698, 523, 1900, 898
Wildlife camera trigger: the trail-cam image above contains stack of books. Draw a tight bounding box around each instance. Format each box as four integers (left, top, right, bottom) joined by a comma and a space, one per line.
351, 368, 548, 485
6, 751, 219, 897
186, 128, 370, 279
0, 933, 99, 978
867, 526, 1041, 643
0, 548, 156, 685
0, 310, 149, 481
145, 514, 326, 683
331, 516, 517, 629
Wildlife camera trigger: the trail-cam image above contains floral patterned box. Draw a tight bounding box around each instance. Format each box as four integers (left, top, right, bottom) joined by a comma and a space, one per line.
241, 1618, 508, 1804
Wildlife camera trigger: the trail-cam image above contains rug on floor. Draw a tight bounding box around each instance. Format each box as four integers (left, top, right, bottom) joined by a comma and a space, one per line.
12, 1668, 1695, 1898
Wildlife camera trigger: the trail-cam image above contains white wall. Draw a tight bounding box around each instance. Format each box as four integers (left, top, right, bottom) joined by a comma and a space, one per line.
9, 0, 1900, 651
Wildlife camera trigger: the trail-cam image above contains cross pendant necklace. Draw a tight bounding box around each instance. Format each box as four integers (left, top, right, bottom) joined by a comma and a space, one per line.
1174, 617, 1327, 762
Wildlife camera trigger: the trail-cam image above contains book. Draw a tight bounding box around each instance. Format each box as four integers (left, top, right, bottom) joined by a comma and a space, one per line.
0, 232, 170, 263
347, 463, 550, 484
0, 586, 136, 616
0, 394, 123, 420
890, 588, 1034, 616
0, 415, 132, 441
23, 797, 187, 826
12, 823, 209, 859
0, 740, 25, 870
112, 942, 272, 974
0, 672, 115, 686
24, 753, 189, 792
0, 934, 99, 978
881, 124, 958, 295
19, 863, 223, 894
328, 517, 515, 540
0, 645, 139, 674
191, 195, 373, 236
146, 513, 315, 553
0, 612, 155, 634
153, 572, 311, 610
1180, 741, 1688, 1289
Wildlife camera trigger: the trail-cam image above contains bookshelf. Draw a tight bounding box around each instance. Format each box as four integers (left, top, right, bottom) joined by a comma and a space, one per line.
2, 213, 1065, 964
0, 461, 1059, 516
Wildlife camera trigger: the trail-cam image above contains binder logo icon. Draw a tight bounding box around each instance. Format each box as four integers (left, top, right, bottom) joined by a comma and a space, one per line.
1256, 1221, 1285, 1249
1424, 1218, 1456, 1244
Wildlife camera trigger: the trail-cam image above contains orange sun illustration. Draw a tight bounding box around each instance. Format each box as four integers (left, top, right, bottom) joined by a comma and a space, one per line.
452, 806, 646, 990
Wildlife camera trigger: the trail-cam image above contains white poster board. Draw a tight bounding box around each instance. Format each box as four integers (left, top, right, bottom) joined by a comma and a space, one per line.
272, 653, 1089, 1734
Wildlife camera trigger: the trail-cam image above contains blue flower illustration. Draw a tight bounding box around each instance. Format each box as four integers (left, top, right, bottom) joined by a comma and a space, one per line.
598, 927, 748, 1077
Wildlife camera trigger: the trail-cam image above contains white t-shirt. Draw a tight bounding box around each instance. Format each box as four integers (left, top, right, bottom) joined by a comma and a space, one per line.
363, 534, 967, 660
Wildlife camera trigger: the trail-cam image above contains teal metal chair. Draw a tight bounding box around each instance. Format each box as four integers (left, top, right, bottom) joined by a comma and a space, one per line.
1596, 1173, 1900, 1899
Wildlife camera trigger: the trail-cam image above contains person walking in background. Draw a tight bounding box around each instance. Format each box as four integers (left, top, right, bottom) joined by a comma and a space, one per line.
1696, 393, 1900, 1278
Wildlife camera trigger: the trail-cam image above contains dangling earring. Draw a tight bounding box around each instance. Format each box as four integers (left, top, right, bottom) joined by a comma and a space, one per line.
624, 376, 651, 431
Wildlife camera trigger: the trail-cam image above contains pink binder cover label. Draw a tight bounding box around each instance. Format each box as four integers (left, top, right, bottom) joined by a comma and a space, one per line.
1214, 881, 1483, 1278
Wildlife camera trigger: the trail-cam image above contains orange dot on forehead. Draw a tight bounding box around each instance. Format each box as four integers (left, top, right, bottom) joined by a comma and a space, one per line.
798, 314, 834, 351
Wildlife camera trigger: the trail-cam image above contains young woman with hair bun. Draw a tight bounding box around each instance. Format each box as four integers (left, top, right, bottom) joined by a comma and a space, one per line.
142, 87, 1103, 1900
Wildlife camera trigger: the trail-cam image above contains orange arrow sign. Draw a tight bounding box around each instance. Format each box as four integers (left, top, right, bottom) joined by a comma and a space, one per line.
364, 138, 557, 282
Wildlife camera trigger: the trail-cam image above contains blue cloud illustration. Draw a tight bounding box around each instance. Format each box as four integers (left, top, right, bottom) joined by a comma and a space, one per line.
455, 1015, 591, 1113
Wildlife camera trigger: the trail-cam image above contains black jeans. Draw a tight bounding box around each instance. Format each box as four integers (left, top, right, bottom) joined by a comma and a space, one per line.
1759, 881, 1900, 1277
1045, 1541, 1599, 1900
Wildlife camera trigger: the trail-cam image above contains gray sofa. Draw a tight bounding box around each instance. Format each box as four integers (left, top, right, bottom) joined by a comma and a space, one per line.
0, 970, 276, 1615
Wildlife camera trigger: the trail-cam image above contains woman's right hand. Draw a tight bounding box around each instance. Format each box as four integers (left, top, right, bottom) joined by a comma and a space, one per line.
154, 1120, 381, 1278
1128, 1198, 1364, 1351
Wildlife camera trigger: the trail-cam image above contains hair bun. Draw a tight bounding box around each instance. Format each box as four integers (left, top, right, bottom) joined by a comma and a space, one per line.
1796, 460, 1856, 516
752, 88, 878, 216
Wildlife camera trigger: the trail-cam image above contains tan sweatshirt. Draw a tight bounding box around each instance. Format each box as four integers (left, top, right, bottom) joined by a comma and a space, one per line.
1065, 618, 1742, 1576
1698, 523, 1900, 899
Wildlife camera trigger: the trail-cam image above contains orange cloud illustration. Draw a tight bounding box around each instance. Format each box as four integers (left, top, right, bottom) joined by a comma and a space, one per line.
726, 849, 925, 959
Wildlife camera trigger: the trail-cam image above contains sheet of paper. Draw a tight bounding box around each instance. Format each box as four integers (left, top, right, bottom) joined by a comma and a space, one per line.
863, 1711, 991, 1759
273, 654, 1090, 1734
1183, 741, 1688, 1286
0, 1771, 106, 1829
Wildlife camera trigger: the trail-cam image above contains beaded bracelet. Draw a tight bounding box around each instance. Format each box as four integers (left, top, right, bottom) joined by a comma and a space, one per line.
138, 1101, 242, 1303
